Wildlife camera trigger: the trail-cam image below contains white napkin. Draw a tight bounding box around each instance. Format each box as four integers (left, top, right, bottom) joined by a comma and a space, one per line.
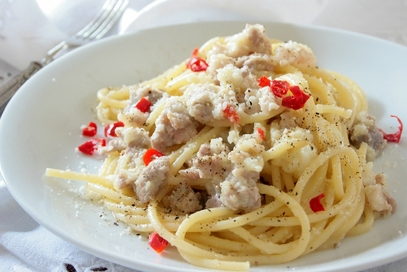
0, 0, 67, 71
0, 0, 153, 71
1, 0, 407, 271
0, 179, 137, 272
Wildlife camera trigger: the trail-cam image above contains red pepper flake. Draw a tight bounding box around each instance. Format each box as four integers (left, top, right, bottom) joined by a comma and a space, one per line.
310, 193, 325, 213
77, 138, 106, 155
380, 115, 403, 143
104, 121, 124, 137
258, 75, 271, 87
271, 80, 290, 98
187, 48, 208, 72
149, 231, 168, 253
257, 127, 266, 141
282, 85, 311, 110
223, 104, 239, 124
81, 122, 97, 137
143, 148, 164, 166
258, 76, 310, 110
135, 97, 152, 113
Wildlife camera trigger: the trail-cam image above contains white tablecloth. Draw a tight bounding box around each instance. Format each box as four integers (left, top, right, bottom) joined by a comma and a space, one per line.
1, 0, 407, 271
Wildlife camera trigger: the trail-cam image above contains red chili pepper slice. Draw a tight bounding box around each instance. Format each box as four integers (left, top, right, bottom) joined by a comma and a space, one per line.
187, 57, 209, 72
187, 48, 208, 72
104, 121, 125, 137
135, 97, 152, 113
310, 193, 325, 213
143, 148, 164, 166
258, 76, 310, 110
149, 231, 168, 253
258, 75, 271, 88
77, 138, 106, 155
82, 122, 97, 137
257, 127, 266, 141
380, 115, 403, 143
191, 48, 199, 56
281, 85, 311, 110
223, 104, 239, 124
271, 80, 290, 98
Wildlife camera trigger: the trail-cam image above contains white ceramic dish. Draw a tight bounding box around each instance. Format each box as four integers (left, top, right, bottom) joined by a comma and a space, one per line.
1, 21, 407, 272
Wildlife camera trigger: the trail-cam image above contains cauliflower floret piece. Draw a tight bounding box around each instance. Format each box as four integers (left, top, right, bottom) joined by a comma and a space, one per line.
272, 41, 317, 67
223, 24, 271, 58
217, 64, 258, 100
270, 128, 317, 178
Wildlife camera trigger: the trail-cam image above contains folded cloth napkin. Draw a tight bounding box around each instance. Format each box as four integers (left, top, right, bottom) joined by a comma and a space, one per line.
0, 0, 153, 71
1, 0, 407, 271
0, 0, 67, 71
0, 179, 137, 272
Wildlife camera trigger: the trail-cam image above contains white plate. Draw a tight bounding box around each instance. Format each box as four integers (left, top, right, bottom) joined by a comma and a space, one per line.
1, 21, 407, 272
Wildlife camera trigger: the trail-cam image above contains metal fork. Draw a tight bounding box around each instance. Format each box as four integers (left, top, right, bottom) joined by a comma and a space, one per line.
0, 0, 129, 115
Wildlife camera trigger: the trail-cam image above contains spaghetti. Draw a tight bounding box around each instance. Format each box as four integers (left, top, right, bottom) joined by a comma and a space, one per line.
45, 24, 397, 270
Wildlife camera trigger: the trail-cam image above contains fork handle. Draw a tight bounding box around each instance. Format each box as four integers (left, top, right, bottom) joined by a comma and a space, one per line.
0, 61, 43, 115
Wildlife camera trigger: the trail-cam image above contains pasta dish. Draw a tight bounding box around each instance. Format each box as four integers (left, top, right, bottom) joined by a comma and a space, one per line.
45, 24, 402, 271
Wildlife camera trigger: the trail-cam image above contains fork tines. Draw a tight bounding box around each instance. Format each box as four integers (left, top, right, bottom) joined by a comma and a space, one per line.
76, 0, 129, 41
